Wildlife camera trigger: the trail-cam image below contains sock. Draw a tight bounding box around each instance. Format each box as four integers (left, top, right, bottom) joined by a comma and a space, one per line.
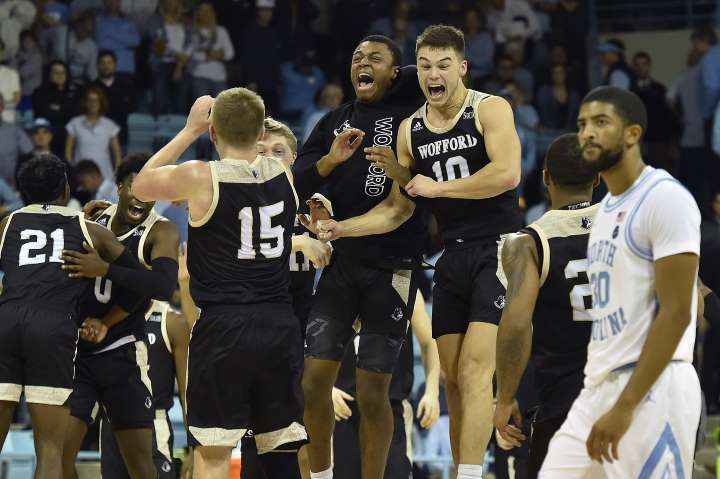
457, 463, 484, 478
258, 451, 302, 479
309, 467, 333, 479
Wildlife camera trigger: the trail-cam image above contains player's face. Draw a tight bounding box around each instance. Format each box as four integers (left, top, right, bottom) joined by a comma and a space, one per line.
416, 47, 468, 108
257, 133, 296, 168
117, 173, 155, 225
577, 101, 625, 173
350, 41, 398, 103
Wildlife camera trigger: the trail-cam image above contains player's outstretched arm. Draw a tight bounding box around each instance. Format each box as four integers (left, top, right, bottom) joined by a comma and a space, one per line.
411, 293, 441, 429
407, 97, 521, 200
494, 233, 539, 447
132, 96, 214, 203
167, 310, 191, 414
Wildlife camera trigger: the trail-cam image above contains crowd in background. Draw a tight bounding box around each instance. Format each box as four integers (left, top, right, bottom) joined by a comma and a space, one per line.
0, 0, 719, 454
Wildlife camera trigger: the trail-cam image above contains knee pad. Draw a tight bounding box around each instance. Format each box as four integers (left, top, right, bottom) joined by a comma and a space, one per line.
356, 333, 405, 374
304, 314, 354, 361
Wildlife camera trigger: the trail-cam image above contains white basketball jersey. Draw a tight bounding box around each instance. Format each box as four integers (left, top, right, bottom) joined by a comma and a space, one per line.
584, 166, 701, 387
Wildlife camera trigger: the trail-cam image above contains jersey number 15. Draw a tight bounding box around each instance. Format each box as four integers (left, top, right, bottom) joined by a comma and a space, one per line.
238, 201, 285, 260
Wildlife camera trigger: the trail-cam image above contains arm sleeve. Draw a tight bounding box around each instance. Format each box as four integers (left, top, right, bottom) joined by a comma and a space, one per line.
645, 180, 701, 260
292, 111, 333, 202
107, 256, 179, 302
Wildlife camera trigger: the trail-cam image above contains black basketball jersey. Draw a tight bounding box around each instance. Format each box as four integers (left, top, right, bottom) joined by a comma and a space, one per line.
289, 212, 315, 311
407, 89, 523, 243
188, 157, 298, 308
0, 204, 93, 315
145, 301, 175, 411
77, 204, 164, 354
524, 203, 598, 421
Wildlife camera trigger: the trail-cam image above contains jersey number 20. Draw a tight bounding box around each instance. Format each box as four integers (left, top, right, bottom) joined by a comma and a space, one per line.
238, 201, 285, 260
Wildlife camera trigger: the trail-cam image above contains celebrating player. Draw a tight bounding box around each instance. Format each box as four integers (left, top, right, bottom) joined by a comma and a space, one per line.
493, 133, 598, 478
132, 90, 306, 478
539, 87, 702, 477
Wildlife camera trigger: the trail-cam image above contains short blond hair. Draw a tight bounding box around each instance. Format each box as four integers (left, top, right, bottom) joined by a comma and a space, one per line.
211, 87, 265, 148
263, 117, 298, 154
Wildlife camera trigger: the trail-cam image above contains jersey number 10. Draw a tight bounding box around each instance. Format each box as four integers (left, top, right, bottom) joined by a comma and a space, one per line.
238, 201, 285, 260
431, 156, 470, 182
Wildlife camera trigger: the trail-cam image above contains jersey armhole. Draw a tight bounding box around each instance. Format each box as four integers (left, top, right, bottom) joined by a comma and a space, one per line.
277, 157, 300, 211
0, 211, 18, 260
524, 224, 549, 286
473, 92, 493, 136
77, 213, 96, 250
188, 162, 219, 228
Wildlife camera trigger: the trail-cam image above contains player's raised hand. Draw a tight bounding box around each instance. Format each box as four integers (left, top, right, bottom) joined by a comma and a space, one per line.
364, 147, 408, 183
332, 387, 354, 421
80, 318, 108, 344
316, 219, 344, 242
185, 95, 214, 136
327, 128, 365, 165
405, 174, 440, 198
586, 403, 633, 464
83, 200, 112, 219
493, 399, 525, 448
417, 390, 440, 429
62, 242, 110, 278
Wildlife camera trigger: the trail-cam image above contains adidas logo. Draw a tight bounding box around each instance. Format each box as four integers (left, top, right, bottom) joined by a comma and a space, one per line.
412, 121, 423, 132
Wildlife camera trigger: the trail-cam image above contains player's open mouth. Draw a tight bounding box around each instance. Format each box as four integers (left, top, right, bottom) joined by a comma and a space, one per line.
357, 73, 375, 92
127, 204, 147, 221
428, 85, 446, 99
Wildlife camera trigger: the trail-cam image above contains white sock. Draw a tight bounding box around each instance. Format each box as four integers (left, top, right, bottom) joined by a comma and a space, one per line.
310, 467, 333, 479
457, 463, 484, 478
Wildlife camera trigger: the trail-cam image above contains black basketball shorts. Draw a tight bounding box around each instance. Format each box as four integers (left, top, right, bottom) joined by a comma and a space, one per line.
69, 340, 154, 430
304, 254, 419, 374
186, 304, 307, 451
431, 236, 508, 338
0, 301, 78, 405
100, 409, 175, 478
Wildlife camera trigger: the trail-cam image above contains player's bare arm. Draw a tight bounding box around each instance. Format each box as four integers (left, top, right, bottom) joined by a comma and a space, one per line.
292, 235, 332, 268
406, 97, 521, 199
177, 242, 199, 327
132, 96, 214, 219
586, 252, 699, 464
494, 233, 539, 446
411, 294, 441, 429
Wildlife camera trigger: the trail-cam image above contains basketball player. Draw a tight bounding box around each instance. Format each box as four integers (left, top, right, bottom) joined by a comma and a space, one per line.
241, 117, 331, 479
332, 292, 440, 479
539, 87, 702, 477
60, 154, 180, 479
493, 134, 599, 478
292, 35, 427, 479
132, 90, 306, 478
318, 25, 522, 478
99, 299, 190, 479
0, 155, 130, 479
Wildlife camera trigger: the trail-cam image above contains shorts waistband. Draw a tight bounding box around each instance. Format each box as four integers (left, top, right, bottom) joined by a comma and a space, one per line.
442, 234, 504, 251
200, 303, 293, 315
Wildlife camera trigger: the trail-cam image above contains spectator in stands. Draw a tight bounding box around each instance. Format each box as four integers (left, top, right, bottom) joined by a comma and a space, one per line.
0, 176, 22, 217
120, 0, 159, 31
68, 12, 98, 86
484, 0, 541, 45
481, 53, 531, 99
32, 61, 79, 156
0, 96, 32, 186
302, 83, 344, 142
695, 25, 720, 123
368, 0, 419, 42
536, 63, 580, 130
463, 9, 495, 85
190, 2, 234, 98
550, 0, 588, 82
74, 159, 117, 202
65, 86, 122, 182
0, 0, 35, 59
239, 0, 282, 114
504, 40, 534, 101
27, 118, 57, 157
92, 49, 137, 146
69, 0, 103, 16
37, 1, 70, 62
95, 0, 141, 75
597, 38, 634, 90
16, 30, 42, 113
0, 40, 20, 124
631, 51, 678, 172
147, 0, 192, 115
499, 83, 536, 190
279, 49, 325, 122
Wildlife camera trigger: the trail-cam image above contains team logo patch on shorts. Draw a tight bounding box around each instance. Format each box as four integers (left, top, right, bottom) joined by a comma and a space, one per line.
391, 307, 404, 321
145, 397, 152, 409
161, 461, 171, 472
494, 295, 506, 309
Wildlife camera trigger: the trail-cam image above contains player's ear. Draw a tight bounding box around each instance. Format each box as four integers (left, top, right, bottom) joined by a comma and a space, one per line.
459, 59, 468, 77
625, 124, 642, 148
392, 67, 399, 80
209, 124, 218, 144
542, 169, 550, 188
